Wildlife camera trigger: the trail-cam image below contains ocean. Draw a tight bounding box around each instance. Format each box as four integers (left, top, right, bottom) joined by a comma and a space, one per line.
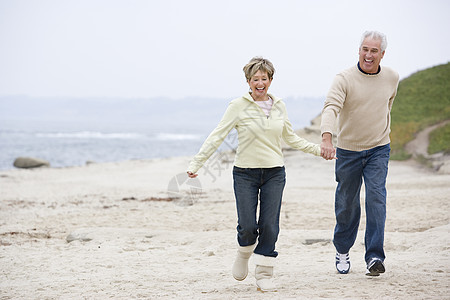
0, 96, 323, 171
0, 120, 207, 170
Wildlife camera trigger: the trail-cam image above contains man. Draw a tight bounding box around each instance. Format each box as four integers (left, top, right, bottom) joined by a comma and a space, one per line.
320, 31, 399, 276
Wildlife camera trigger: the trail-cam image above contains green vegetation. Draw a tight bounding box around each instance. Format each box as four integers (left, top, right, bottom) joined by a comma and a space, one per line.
428, 123, 450, 154
390, 62, 450, 160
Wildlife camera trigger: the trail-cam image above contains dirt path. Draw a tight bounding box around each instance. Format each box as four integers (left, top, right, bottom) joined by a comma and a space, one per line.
405, 120, 450, 157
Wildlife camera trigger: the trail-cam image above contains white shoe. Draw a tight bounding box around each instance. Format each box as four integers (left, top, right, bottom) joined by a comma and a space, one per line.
365, 257, 385, 276
335, 252, 350, 274
254, 254, 277, 292
232, 244, 255, 281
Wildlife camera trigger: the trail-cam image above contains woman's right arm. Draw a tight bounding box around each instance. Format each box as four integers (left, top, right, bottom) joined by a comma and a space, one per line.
187, 101, 240, 176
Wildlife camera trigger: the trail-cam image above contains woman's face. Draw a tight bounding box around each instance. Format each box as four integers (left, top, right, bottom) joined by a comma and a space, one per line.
247, 70, 272, 101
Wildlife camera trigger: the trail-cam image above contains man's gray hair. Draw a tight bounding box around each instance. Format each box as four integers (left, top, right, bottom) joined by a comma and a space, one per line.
360, 31, 388, 52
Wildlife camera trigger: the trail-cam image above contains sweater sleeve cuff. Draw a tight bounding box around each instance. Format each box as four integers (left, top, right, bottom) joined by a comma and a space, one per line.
187, 163, 201, 175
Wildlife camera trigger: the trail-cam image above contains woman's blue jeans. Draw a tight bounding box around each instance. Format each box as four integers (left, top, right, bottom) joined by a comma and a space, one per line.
333, 144, 390, 263
233, 166, 286, 258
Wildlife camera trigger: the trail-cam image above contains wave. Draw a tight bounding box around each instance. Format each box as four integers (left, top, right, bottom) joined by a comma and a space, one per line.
36, 131, 145, 139
155, 133, 202, 141
34, 131, 203, 141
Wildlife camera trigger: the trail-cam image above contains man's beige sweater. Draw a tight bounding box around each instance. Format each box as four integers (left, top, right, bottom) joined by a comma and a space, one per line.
321, 65, 399, 151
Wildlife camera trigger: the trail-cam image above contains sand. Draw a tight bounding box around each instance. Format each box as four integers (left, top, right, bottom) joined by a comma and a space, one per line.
0, 150, 449, 299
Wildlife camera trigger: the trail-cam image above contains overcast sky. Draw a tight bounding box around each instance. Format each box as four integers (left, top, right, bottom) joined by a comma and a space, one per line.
0, 0, 449, 100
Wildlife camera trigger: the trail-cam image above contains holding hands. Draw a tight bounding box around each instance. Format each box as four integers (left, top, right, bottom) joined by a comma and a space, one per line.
320, 132, 337, 160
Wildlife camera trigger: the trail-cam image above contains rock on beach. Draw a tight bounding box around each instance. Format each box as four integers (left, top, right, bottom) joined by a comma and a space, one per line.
13, 157, 50, 169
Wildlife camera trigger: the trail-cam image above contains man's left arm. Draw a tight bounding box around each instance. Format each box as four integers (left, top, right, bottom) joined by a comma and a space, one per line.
388, 72, 400, 111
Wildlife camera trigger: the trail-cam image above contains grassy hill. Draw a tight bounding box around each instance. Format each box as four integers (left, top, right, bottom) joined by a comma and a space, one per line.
390, 62, 450, 160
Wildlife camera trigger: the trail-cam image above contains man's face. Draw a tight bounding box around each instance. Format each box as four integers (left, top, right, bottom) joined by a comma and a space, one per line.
358, 37, 385, 74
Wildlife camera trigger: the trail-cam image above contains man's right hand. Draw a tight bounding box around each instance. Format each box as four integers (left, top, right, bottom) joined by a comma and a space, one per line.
320, 132, 337, 160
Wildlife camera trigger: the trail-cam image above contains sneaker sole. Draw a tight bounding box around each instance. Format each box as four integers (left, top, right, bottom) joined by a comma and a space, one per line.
336, 267, 350, 274
366, 260, 385, 276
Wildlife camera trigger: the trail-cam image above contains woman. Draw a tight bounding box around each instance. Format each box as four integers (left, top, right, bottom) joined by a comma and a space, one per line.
187, 57, 327, 292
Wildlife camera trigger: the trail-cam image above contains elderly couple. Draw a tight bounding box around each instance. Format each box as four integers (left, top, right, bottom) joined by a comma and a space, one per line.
187, 30, 399, 292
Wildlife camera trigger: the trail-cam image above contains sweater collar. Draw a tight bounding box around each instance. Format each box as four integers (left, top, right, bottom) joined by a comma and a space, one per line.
357, 62, 381, 75
243, 92, 281, 103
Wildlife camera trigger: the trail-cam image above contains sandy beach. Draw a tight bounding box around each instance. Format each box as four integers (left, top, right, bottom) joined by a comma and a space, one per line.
0, 148, 449, 299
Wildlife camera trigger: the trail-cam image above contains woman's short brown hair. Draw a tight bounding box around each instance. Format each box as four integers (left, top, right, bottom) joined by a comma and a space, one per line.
243, 57, 275, 81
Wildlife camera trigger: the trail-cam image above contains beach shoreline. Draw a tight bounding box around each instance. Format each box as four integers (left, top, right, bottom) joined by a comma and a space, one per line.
0, 151, 449, 299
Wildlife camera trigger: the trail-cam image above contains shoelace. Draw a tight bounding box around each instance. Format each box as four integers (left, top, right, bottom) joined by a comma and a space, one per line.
336, 253, 349, 263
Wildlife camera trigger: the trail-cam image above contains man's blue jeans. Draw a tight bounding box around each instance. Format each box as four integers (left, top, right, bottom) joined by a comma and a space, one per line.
333, 144, 390, 263
232, 166, 286, 258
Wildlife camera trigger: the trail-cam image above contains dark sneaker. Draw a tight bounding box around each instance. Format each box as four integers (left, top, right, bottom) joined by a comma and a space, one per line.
365, 258, 385, 276
335, 252, 350, 274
